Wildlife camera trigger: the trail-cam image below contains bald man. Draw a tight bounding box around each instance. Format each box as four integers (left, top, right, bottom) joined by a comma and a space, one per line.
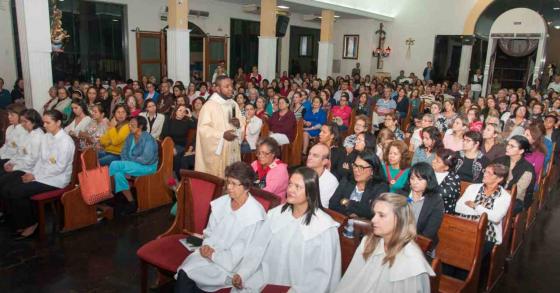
306, 143, 339, 208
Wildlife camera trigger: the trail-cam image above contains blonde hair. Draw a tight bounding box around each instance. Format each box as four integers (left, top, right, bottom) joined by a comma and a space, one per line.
363, 193, 417, 266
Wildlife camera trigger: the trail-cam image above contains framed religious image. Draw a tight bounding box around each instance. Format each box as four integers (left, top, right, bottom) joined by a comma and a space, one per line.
299, 35, 313, 57
343, 35, 359, 59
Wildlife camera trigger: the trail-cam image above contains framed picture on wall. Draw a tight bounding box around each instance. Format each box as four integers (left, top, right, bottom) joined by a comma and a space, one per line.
299, 35, 313, 57
343, 35, 359, 59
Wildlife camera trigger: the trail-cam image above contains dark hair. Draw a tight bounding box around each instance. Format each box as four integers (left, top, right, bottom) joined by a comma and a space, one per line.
420, 126, 443, 151
278, 96, 290, 106
513, 105, 529, 119
357, 132, 376, 152
57, 86, 71, 98
6, 103, 26, 116
509, 135, 532, 155
354, 149, 384, 183
224, 161, 256, 190
43, 109, 64, 122
323, 122, 341, 147
21, 109, 42, 129
112, 104, 130, 120
435, 148, 458, 170
464, 130, 483, 149
70, 98, 90, 120
257, 137, 281, 158
192, 97, 206, 108
409, 162, 439, 197
131, 115, 148, 131
281, 167, 320, 225
486, 163, 508, 186
143, 99, 157, 111
215, 75, 231, 85
92, 103, 106, 117
235, 93, 247, 105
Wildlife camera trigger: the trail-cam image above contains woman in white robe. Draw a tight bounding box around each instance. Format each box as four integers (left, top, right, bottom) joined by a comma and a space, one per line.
336, 193, 434, 293
175, 161, 266, 292
232, 167, 341, 293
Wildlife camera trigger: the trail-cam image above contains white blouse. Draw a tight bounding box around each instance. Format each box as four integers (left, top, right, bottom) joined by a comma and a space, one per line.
32, 129, 75, 189
7, 128, 44, 173
65, 116, 92, 136
234, 206, 341, 293
139, 112, 165, 139
336, 238, 434, 293
0, 124, 26, 160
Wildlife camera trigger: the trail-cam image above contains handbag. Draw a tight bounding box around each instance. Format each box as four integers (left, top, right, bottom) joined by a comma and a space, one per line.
78, 152, 113, 205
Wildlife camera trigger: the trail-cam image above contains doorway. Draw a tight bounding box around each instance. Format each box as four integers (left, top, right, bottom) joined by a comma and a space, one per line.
136, 31, 166, 82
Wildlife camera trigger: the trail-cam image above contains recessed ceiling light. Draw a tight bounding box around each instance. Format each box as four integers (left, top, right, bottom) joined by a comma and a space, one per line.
277, 5, 289, 9
334, 15, 340, 18
554, 7, 560, 10
555, 25, 560, 29
548, 21, 553, 25
112, 19, 119, 22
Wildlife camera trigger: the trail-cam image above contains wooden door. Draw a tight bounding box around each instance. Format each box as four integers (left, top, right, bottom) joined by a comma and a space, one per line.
136, 31, 167, 81
204, 37, 228, 81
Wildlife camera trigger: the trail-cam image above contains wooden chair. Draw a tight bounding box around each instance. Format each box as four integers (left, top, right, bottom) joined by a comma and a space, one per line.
485, 190, 515, 292
31, 137, 81, 241
61, 148, 113, 232
437, 213, 488, 293
401, 103, 413, 131
283, 119, 304, 166
134, 137, 174, 212
525, 174, 543, 231
459, 181, 472, 196
249, 187, 281, 211
137, 170, 224, 292
508, 187, 526, 259
539, 143, 556, 210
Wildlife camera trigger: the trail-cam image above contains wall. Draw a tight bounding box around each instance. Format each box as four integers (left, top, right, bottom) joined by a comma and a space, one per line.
0, 0, 17, 88
332, 18, 378, 76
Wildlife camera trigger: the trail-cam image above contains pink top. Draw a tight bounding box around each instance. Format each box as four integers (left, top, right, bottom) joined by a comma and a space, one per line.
251, 160, 289, 203
525, 150, 545, 179
443, 133, 464, 152
331, 105, 352, 126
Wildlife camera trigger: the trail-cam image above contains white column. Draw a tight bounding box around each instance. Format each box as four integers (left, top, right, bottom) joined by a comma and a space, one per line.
481, 38, 494, 95
167, 29, 190, 84
533, 37, 546, 85
258, 36, 277, 81
317, 41, 334, 80
15, 0, 53, 110
458, 44, 473, 86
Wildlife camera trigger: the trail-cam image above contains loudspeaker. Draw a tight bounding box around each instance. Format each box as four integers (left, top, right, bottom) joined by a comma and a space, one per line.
276, 15, 290, 38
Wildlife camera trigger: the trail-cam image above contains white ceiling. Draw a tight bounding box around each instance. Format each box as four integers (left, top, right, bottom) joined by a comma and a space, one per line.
216, 0, 398, 20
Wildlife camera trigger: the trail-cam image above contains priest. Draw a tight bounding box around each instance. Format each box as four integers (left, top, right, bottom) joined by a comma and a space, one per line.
195, 76, 244, 178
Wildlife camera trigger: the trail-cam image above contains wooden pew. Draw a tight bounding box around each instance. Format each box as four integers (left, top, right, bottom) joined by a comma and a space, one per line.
485, 189, 515, 292
437, 213, 488, 293
508, 187, 526, 259
134, 137, 174, 212
525, 174, 543, 231
401, 102, 413, 131
459, 181, 472, 197
284, 119, 304, 166
539, 143, 556, 210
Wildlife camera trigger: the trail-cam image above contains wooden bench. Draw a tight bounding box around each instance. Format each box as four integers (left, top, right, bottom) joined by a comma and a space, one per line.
508, 187, 525, 259
437, 213, 488, 293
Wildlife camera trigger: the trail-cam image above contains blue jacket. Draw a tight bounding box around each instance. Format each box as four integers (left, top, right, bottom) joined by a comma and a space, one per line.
144, 91, 160, 103
121, 131, 158, 165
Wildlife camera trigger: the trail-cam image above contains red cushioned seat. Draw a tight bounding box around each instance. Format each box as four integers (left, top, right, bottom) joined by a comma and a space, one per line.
215, 285, 290, 293
31, 187, 70, 201
137, 234, 190, 273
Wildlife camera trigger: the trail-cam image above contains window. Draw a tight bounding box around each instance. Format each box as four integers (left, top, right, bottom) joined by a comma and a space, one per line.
299, 35, 312, 57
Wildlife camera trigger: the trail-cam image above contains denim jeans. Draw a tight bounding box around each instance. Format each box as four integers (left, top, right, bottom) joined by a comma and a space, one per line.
98, 151, 121, 166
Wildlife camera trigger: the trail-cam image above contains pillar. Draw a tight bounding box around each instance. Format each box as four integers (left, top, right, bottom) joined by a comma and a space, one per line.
317, 10, 334, 80
15, 0, 53, 110
167, 0, 190, 84
258, 0, 277, 81
458, 44, 473, 86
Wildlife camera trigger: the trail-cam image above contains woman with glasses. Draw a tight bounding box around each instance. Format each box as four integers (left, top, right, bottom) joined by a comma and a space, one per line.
175, 162, 266, 293
494, 135, 536, 214
382, 140, 412, 192
251, 137, 289, 202
456, 130, 488, 183
329, 150, 389, 219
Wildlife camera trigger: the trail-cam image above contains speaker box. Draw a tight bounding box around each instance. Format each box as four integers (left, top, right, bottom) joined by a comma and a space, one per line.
276, 15, 290, 38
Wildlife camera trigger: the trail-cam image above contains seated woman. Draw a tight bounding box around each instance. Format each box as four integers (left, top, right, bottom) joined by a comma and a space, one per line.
302, 97, 327, 155
232, 167, 341, 292
455, 163, 512, 259
268, 97, 297, 146
241, 103, 263, 154
251, 137, 289, 202
3, 110, 75, 239
494, 135, 536, 214
481, 122, 506, 162
376, 128, 395, 164
467, 107, 483, 132
354, 92, 372, 117
175, 162, 266, 292
396, 162, 444, 249
0, 104, 26, 167
43, 87, 72, 123
503, 105, 529, 139
64, 98, 92, 137
342, 114, 369, 154
524, 124, 547, 179
456, 130, 488, 183
161, 105, 197, 179
410, 114, 434, 151
290, 91, 307, 120
382, 140, 412, 192
336, 193, 435, 292
98, 105, 130, 166
191, 97, 205, 122
394, 88, 410, 123
329, 150, 389, 219
431, 102, 448, 133
331, 93, 352, 132
442, 99, 458, 130
0, 109, 43, 192
139, 99, 165, 140
432, 148, 461, 214
126, 95, 141, 118
412, 126, 442, 165
109, 116, 158, 214
383, 112, 405, 141
255, 97, 268, 121
443, 116, 468, 152
78, 104, 109, 150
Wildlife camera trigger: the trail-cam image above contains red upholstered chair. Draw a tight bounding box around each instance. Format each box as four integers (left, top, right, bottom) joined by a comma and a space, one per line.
31, 137, 81, 241
136, 170, 224, 292
249, 187, 281, 211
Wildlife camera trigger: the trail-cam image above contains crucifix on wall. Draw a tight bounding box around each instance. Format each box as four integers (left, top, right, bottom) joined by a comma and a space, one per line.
372, 23, 391, 69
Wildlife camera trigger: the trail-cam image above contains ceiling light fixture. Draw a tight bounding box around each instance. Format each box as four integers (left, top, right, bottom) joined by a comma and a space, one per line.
334, 15, 340, 18
554, 7, 560, 10
277, 5, 289, 9
555, 25, 560, 29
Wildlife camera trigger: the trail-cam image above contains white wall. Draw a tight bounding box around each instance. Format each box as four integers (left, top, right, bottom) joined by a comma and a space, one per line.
0, 0, 18, 88
332, 18, 379, 76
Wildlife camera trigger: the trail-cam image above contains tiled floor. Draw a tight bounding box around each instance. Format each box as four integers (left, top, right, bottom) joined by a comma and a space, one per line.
1, 189, 559, 292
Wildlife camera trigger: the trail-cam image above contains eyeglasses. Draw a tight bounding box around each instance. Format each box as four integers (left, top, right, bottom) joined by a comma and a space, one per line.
226, 180, 243, 187
256, 151, 272, 157
352, 163, 372, 172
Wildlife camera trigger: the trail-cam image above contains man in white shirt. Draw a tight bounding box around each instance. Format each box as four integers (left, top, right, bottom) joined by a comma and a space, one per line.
306, 143, 339, 208
333, 80, 354, 103
548, 74, 560, 93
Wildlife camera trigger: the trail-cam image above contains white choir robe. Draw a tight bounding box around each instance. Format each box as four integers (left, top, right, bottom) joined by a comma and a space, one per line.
176, 194, 266, 292
7, 128, 44, 173
233, 206, 341, 293
335, 237, 434, 293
